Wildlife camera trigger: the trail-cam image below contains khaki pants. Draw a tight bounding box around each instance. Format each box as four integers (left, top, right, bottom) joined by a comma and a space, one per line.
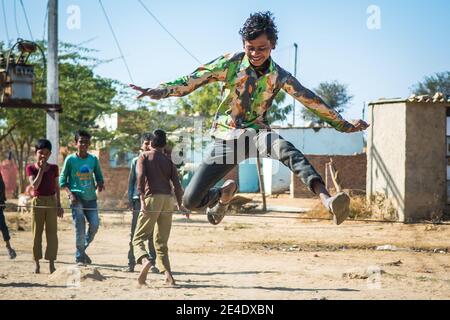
31, 196, 58, 261
132, 195, 174, 273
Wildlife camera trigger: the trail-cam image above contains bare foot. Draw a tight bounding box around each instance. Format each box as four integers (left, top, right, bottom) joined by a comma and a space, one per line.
49, 261, 56, 274
220, 180, 237, 204
137, 259, 152, 285
165, 271, 176, 286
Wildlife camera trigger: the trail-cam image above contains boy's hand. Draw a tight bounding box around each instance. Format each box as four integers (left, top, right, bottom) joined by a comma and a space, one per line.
97, 184, 105, 192
57, 206, 64, 218
140, 200, 146, 214
129, 84, 168, 100
346, 119, 369, 133
68, 192, 78, 204
38, 158, 48, 168
177, 204, 191, 219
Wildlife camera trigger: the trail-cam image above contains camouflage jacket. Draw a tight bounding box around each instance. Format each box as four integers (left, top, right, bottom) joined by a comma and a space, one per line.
159, 52, 352, 140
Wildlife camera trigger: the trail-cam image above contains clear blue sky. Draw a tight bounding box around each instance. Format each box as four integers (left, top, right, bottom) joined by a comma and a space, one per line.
2, 0, 449, 124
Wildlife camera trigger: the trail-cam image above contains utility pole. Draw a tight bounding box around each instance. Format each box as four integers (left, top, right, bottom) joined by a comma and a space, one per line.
290, 43, 298, 198
46, 0, 59, 164
292, 43, 298, 126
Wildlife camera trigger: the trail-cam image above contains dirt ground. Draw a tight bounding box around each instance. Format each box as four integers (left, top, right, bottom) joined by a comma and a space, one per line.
1, 196, 449, 300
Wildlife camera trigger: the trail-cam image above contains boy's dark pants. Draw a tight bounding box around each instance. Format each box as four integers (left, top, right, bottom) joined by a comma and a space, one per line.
0, 207, 11, 242
183, 130, 324, 211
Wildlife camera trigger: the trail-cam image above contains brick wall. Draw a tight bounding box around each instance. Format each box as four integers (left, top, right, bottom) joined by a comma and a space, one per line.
291, 154, 367, 198
94, 148, 130, 207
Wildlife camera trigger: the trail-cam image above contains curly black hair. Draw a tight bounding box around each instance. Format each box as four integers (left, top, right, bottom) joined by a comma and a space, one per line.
239, 11, 278, 48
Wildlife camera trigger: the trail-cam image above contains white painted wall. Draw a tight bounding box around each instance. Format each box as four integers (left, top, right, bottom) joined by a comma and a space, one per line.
180, 127, 365, 194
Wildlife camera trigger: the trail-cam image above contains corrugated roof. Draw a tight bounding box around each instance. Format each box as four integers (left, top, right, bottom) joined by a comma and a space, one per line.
369, 92, 450, 105
407, 92, 450, 103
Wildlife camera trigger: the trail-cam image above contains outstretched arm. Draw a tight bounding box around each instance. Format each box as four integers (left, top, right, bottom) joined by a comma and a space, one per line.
283, 75, 369, 133
130, 53, 232, 100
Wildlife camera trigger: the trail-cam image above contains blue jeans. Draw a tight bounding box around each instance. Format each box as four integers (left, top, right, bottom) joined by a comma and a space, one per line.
71, 199, 99, 262
0, 207, 11, 242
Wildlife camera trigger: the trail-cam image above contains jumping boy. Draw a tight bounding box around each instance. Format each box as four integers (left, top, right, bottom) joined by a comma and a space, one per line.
26, 139, 64, 274
59, 130, 104, 265
130, 12, 369, 225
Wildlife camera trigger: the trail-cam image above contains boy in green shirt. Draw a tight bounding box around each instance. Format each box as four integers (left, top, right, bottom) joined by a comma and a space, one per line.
59, 130, 104, 265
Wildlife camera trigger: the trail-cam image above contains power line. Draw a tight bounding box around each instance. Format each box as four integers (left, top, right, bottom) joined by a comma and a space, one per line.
137, 0, 202, 65
98, 0, 134, 83
13, 0, 21, 39
19, 0, 34, 41
1, 0, 10, 44
76, 36, 99, 47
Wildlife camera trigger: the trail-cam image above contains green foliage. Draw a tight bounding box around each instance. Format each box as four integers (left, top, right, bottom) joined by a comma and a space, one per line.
176, 83, 222, 129
0, 41, 120, 192
301, 80, 353, 124
411, 71, 450, 95
174, 83, 292, 130
109, 104, 192, 154
265, 91, 292, 124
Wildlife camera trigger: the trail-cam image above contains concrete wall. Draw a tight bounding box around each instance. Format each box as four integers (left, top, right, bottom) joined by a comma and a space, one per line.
404, 103, 447, 221
366, 102, 407, 221
367, 101, 449, 222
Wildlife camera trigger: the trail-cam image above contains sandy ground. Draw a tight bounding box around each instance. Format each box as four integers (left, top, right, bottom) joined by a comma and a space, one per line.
0, 197, 449, 300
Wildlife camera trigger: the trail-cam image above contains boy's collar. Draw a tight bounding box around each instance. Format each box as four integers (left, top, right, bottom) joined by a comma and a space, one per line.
76, 152, 89, 159
240, 54, 275, 74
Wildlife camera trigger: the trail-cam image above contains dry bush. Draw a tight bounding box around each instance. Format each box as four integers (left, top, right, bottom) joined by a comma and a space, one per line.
303, 193, 398, 221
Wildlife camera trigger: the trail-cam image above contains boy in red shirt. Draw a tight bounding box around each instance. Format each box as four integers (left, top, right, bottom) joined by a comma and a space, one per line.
26, 139, 64, 274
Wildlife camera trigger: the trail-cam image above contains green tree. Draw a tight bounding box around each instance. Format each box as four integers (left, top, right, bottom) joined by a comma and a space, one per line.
301, 80, 353, 124
108, 104, 192, 154
0, 41, 120, 193
175, 83, 292, 130
411, 71, 450, 95
176, 83, 222, 129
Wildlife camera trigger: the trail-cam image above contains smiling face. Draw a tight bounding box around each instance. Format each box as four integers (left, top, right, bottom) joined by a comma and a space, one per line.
243, 33, 274, 67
